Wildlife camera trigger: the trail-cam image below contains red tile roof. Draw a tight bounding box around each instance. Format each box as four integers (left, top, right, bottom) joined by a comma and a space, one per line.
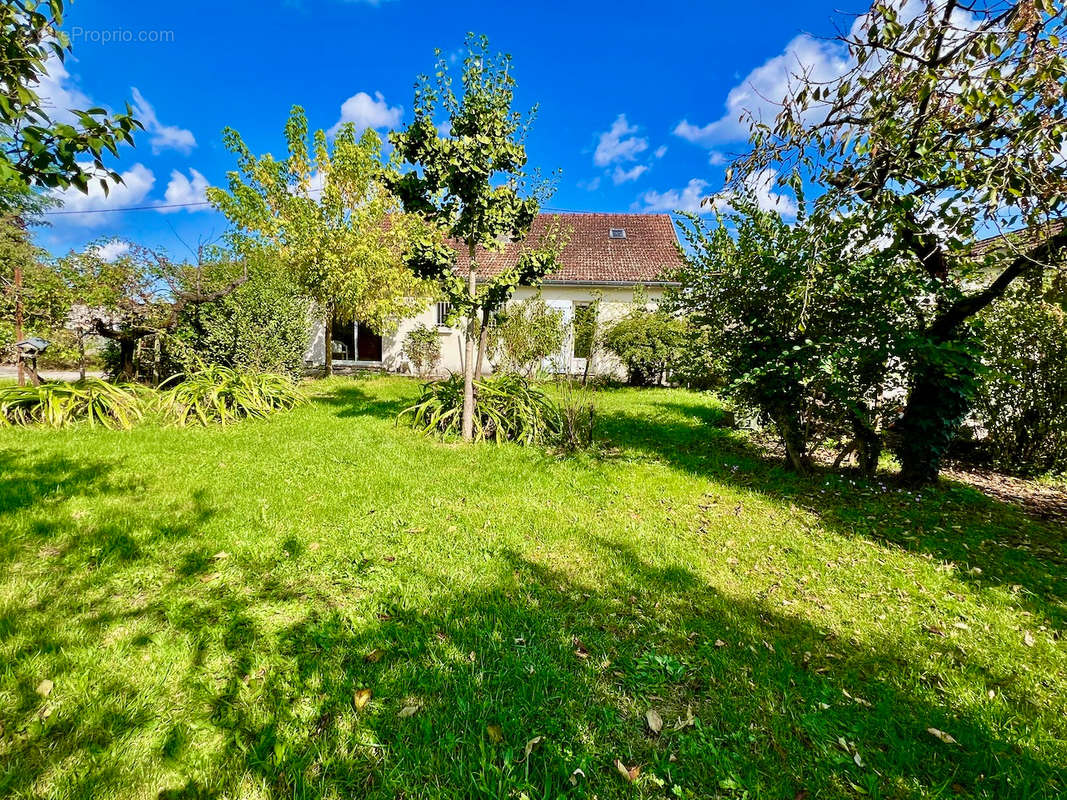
451, 212, 683, 284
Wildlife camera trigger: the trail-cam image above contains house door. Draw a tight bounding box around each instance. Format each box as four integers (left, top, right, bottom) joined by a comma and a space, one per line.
356, 323, 383, 362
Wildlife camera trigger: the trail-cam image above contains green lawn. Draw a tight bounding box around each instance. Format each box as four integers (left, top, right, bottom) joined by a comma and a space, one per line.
0, 376, 1064, 800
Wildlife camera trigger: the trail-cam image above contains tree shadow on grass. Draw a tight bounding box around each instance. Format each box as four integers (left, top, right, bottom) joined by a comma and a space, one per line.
160, 546, 1063, 799
312, 381, 418, 422
594, 393, 1067, 629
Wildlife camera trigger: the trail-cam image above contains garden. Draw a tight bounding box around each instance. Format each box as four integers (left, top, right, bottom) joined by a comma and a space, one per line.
1, 2, 1066, 798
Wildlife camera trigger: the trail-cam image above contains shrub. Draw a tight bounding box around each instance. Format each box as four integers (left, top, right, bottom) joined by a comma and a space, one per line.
554, 379, 597, 451
400, 372, 561, 444
0, 379, 145, 429
402, 324, 441, 377
973, 289, 1067, 474
602, 308, 684, 386
489, 295, 566, 376
161, 367, 304, 426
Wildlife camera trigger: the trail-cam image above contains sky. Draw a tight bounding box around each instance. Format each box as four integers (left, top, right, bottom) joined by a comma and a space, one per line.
33, 0, 854, 260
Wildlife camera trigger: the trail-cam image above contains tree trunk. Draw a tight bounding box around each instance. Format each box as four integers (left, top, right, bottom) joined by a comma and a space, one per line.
474, 305, 491, 381
849, 408, 882, 475
324, 310, 333, 377
769, 405, 811, 475
119, 339, 137, 381
461, 243, 477, 442
14, 262, 24, 386
78, 336, 86, 381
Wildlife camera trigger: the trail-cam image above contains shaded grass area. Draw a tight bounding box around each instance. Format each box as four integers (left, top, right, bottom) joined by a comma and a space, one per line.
0, 376, 1064, 799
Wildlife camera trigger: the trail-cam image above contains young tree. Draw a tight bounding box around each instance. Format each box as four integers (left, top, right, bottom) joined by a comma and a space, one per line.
736, 0, 1067, 484
388, 34, 560, 441
0, 1, 141, 205
208, 107, 426, 376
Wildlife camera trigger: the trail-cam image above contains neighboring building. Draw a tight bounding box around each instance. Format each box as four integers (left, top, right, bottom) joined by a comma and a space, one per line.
304, 212, 684, 377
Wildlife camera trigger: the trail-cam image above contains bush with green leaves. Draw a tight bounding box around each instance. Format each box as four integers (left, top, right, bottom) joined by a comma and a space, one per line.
973, 286, 1067, 475
0, 379, 144, 429
602, 307, 684, 387
400, 372, 562, 445
673, 197, 932, 474
554, 379, 597, 451
402, 324, 441, 377
160, 367, 304, 426
488, 295, 566, 376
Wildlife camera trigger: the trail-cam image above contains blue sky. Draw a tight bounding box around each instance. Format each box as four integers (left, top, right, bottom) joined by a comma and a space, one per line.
35, 0, 849, 259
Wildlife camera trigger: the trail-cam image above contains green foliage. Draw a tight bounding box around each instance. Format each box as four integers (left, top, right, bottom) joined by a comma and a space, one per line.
401, 324, 441, 378
160, 367, 304, 426
974, 288, 1067, 475
554, 379, 597, 451
209, 107, 427, 373
603, 306, 684, 387
673, 196, 935, 473
0, 378, 144, 429
173, 255, 311, 378
0, 1, 141, 202
488, 294, 566, 376
400, 373, 561, 445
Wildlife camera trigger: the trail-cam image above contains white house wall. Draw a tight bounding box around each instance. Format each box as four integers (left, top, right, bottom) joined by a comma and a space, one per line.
306, 284, 666, 378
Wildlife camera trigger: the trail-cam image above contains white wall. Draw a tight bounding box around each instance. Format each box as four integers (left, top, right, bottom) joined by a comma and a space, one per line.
306, 283, 666, 378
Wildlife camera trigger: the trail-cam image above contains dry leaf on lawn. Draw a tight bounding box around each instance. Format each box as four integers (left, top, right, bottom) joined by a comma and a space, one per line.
927, 727, 958, 745
398, 705, 419, 718
522, 736, 543, 761
615, 759, 640, 782
486, 724, 504, 744
1023, 630, 1035, 647
353, 688, 372, 711
36, 679, 53, 697
646, 709, 663, 733
364, 649, 384, 663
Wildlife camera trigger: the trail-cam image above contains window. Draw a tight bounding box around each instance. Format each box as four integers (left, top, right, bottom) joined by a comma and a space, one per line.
609, 228, 627, 239
330, 317, 355, 361
436, 302, 453, 327
573, 303, 596, 360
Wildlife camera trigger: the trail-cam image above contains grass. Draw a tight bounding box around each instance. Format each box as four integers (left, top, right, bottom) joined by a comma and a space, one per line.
0, 375, 1063, 800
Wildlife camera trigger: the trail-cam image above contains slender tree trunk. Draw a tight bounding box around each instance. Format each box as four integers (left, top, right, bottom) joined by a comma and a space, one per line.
768, 403, 810, 475
474, 305, 491, 380
324, 309, 333, 377
78, 336, 86, 381
14, 262, 24, 386
848, 408, 882, 475
462, 243, 477, 441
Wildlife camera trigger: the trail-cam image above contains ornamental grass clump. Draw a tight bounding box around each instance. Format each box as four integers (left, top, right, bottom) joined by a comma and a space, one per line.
400, 372, 562, 445
0, 379, 145, 430
160, 367, 304, 426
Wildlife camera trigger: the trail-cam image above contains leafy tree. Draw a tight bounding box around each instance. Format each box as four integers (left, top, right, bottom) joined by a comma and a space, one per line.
60, 244, 249, 380
488, 294, 566, 376
0, 0, 141, 205
736, 0, 1067, 484
973, 281, 1067, 474
674, 195, 927, 473
603, 303, 685, 388
402, 324, 442, 378
388, 34, 560, 441
209, 107, 426, 376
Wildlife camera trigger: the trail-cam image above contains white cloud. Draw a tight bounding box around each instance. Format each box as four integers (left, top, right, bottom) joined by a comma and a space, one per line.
594, 114, 648, 166
578, 176, 601, 192
674, 34, 850, 146
744, 168, 798, 216
131, 87, 197, 154
93, 240, 131, 261
160, 168, 210, 212
612, 164, 648, 185
638, 179, 714, 215
654, 145, 668, 159
50, 163, 155, 227
709, 151, 728, 166
330, 91, 402, 135
33, 55, 92, 124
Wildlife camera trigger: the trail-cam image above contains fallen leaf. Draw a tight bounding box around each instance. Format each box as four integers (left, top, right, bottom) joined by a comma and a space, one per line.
853, 752, 864, 767
36, 679, 53, 697
714, 639, 727, 648
569, 768, 585, 786
353, 688, 372, 711
615, 759, 640, 783
795, 792, 810, 800
211, 551, 229, 560
487, 724, 504, 744
1023, 631, 1035, 647
383, 555, 396, 563
308, 541, 320, 551
521, 735, 543, 760
927, 727, 958, 745
572, 637, 589, 659
398, 705, 419, 718
673, 706, 696, 730
645, 709, 663, 734
200, 572, 219, 583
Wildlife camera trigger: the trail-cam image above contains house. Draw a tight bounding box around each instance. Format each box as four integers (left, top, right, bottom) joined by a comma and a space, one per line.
304, 212, 684, 377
